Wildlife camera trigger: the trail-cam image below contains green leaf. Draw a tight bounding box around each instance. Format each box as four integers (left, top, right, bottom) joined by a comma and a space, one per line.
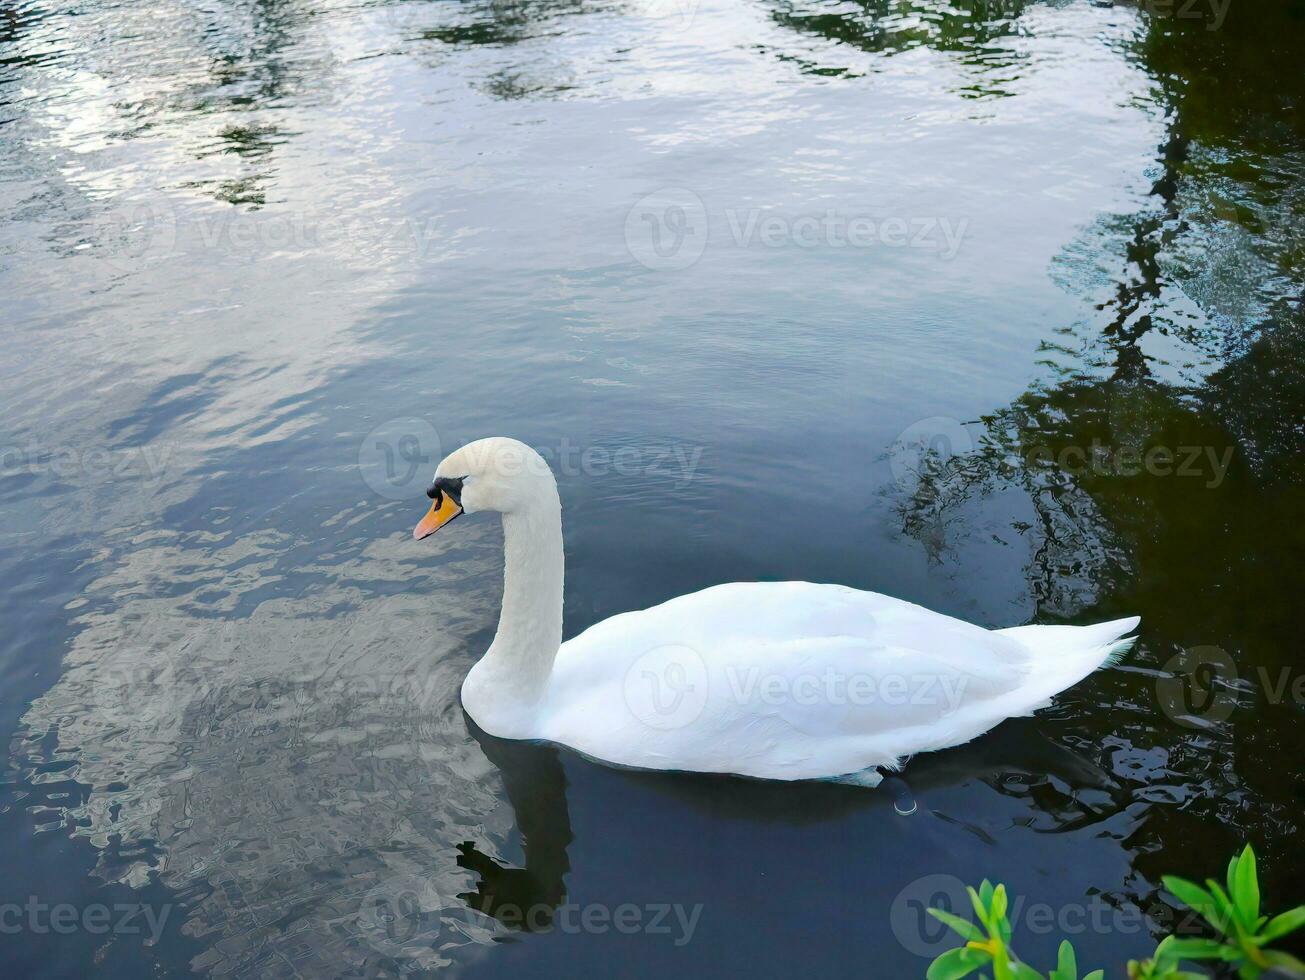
1152, 935, 1178, 964
1010, 962, 1044, 980
1083, 972, 1104, 980
1234, 845, 1260, 924
1208, 880, 1243, 934
1261, 906, 1305, 942
928, 907, 985, 942
992, 884, 1009, 923
1262, 949, 1305, 974
928, 946, 991, 980
1163, 876, 1228, 934
968, 886, 989, 927
1057, 939, 1078, 980
980, 880, 996, 912
1163, 938, 1239, 961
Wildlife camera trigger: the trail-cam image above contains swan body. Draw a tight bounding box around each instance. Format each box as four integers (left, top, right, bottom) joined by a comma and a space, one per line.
527, 583, 1135, 783
416, 438, 1138, 786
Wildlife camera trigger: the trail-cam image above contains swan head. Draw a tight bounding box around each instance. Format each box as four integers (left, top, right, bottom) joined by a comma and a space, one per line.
413, 437, 556, 540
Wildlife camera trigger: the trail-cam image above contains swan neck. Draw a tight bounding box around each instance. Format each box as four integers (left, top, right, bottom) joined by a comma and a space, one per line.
484, 494, 564, 707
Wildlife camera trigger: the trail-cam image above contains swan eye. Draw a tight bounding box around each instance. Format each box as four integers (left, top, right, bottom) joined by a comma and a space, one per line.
427, 476, 465, 507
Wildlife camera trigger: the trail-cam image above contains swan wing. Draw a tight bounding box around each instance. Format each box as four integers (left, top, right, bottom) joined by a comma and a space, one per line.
538, 582, 1034, 781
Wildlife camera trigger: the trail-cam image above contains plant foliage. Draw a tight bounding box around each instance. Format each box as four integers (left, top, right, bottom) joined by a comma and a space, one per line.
923, 846, 1304, 980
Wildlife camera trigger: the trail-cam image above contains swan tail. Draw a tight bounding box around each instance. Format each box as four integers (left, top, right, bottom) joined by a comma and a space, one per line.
997, 615, 1140, 713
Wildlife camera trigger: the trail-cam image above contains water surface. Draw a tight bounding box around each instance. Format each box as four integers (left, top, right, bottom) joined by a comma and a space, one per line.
2, 0, 1303, 976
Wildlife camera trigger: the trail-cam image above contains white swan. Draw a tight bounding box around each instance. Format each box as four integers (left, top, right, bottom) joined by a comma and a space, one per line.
413, 437, 1138, 786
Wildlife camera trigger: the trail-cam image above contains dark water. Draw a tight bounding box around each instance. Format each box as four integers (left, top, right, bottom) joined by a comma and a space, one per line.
2, 0, 1303, 976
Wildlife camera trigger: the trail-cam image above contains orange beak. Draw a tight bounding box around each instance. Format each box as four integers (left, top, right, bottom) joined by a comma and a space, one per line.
413, 492, 462, 540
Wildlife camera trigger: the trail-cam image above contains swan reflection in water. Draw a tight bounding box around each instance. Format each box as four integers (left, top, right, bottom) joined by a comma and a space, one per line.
455, 720, 572, 932
457, 710, 1118, 931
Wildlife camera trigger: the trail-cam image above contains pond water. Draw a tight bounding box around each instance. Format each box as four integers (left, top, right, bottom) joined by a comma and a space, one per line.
2, 0, 1302, 976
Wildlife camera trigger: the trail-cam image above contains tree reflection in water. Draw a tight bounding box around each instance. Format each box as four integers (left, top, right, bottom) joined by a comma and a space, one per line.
884, 0, 1305, 906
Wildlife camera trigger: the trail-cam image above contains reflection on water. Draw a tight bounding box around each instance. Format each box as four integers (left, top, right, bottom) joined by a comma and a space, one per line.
761, 0, 1036, 93
14, 526, 509, 973
3, 0, 1304, 976
884, 0, 1305, 910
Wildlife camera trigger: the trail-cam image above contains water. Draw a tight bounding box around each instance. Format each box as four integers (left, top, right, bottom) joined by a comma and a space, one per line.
2, 0, 1302, 976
